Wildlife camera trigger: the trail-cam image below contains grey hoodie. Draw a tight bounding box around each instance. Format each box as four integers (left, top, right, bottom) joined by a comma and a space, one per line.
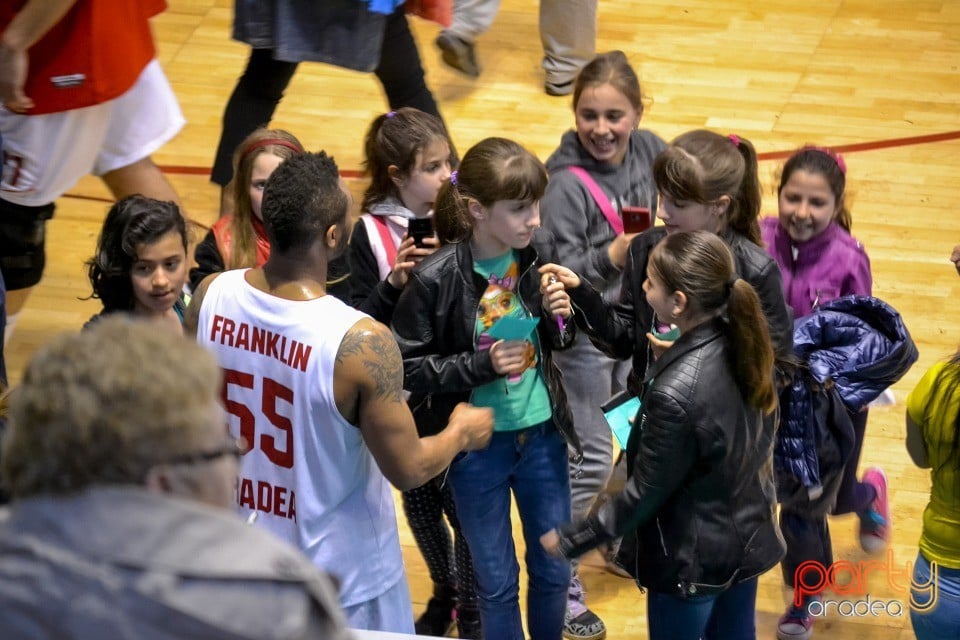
541, 129, 666, 302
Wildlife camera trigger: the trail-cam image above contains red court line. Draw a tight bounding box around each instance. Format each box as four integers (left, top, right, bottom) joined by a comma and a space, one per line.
755, 130, 960, 161
61, 193, 113, 204
156, 165, 364, 179
64, 130, 960, 204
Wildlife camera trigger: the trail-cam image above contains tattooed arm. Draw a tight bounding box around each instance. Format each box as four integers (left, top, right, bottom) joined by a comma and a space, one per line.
333, 318, 493, 490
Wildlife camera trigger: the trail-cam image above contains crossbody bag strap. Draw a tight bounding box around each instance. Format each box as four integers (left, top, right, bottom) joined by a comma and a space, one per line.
567, 166, 623, 235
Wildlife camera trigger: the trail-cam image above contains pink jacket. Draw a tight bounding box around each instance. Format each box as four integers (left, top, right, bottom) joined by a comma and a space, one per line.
761, 218, 872, 319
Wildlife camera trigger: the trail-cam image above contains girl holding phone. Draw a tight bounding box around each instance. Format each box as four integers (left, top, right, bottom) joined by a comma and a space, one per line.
344, 108, 452, 324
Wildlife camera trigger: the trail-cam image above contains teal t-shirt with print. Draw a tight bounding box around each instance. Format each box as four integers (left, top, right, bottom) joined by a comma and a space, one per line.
472, 250, 552, 431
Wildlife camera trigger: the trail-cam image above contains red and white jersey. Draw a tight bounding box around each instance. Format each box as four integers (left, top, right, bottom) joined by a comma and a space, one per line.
196, 269, 405, 608
0, 0, 166, 115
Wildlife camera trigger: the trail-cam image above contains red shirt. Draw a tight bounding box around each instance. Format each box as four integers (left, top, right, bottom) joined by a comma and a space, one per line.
0, 0, 166, 115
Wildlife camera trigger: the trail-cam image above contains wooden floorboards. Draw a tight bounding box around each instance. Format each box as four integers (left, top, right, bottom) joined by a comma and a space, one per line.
8, 1, 960, 637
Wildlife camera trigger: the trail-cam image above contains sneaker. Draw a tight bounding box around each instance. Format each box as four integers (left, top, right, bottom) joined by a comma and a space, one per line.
564, 573, 606, 640
455, 603, 482, 639
415, 584, 457, 636
564, 608, 606, 640
776, 598, 817, 640
435, 33, 481, 78
858, 467, 890, 553
545, 79, 574, 96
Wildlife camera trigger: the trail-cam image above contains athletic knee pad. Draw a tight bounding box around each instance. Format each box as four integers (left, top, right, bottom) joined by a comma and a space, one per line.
0, 199, 56, 290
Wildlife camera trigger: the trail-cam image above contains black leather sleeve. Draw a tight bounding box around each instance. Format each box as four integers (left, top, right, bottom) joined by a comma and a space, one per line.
556, 385, 698, 555
754, 258, 795, 366
392, 272, 499, 394
568, 274, 635, 361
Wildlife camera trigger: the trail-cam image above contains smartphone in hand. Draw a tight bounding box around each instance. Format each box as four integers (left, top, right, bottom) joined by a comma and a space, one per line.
621, 206, 652, 234
408, 217, 434, 248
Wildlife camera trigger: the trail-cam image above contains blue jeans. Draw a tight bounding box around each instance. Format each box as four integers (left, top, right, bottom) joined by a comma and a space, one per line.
647, 577, 759, 640
911, 552, 960, 640
448, 420, 571, 640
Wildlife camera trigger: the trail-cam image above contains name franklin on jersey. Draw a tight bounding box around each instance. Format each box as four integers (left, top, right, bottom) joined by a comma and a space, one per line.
209, 314, 313, 372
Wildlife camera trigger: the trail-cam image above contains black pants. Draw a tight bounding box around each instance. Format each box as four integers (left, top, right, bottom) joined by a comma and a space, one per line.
211, 9, 442, 186
780, 408, 873, 589
401, 473, 478, 606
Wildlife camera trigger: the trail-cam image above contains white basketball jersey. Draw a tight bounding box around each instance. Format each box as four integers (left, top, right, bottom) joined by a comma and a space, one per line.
196, 269, 405, 608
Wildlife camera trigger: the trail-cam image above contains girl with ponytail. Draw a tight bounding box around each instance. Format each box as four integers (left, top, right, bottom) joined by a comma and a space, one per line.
541, 231, 783, 640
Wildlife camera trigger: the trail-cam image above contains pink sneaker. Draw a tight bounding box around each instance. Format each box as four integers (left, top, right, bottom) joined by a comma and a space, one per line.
858, 467, 890, 553
776, 598, 817, 640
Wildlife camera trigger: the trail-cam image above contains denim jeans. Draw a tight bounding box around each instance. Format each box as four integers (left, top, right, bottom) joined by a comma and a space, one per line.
910, 552, 960, 640
448, 420, 571, 640
647, 577, 759, 640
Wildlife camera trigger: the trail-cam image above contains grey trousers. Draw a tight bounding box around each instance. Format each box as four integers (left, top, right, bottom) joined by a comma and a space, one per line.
446, 0, 597, 84
553, 331, 630, 524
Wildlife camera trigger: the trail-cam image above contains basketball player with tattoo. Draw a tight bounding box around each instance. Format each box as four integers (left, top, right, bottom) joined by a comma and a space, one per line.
186, 150, 493, 634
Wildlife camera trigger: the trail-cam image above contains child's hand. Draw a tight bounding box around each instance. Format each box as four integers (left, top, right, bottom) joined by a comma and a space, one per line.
540, 529, 563, 557
540, 274, 572, 319
387, 235, 440, 288
645, 331, 675, 360
538, 264, 581, 291
489, 339, 531, 376
607, 232, 639, 269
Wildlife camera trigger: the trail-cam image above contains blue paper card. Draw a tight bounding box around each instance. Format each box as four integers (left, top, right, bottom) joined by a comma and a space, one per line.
603, 396, 641, 450
487, 316, 540, 341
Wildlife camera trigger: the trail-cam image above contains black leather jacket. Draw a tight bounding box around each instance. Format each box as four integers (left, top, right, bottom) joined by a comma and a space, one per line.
556, 319, 785, 596
391, 232, 581, 456
571, 227, 794, 396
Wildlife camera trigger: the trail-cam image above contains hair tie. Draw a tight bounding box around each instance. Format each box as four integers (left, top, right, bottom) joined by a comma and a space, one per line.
450, 170, 458, 186
808, 146, 847, 176
240, 138, 303, 164
728, 134, 741, 148
386, 110, 397, 118
726, 275, 738, 298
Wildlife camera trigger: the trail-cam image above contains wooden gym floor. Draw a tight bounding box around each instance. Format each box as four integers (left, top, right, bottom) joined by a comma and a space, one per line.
7, 1, 960, 638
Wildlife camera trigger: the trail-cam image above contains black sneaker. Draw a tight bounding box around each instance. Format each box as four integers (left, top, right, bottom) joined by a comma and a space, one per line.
436, 33, 481, 78
563, 607, 607, 640
456, 603, 482, 639
564, 574, 606, 639
415, 585, 457, 636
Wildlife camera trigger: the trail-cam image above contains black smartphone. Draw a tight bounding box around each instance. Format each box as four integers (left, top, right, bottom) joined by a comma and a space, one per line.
621, 206, 652, 234
408, 217, 434, 248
